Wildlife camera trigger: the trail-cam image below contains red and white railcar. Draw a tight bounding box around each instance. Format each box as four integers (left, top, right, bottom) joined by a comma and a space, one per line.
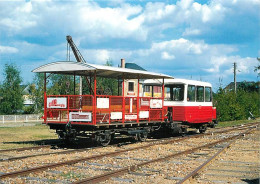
143, 79, 217, 133
33, 61, 217, 145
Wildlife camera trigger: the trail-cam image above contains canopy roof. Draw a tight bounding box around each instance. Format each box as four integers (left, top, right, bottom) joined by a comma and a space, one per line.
32, 61, 173, 79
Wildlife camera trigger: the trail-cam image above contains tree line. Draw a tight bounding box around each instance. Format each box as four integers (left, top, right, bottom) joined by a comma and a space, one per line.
0, 63, 259, 122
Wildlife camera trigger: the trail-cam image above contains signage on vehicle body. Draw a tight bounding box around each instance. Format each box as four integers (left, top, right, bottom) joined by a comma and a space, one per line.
111, 112, 122, 120
97, 98, 109, 109
69, 112, 92, 122
47, 97, 67, 108
125, 114, 137, 120
139, 111, 149, 119
150, 99, 162, 108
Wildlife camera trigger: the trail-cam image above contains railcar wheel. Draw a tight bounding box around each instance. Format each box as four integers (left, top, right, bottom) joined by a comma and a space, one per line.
199, 126, 207, 134
96, 133, 112, 147
137, 132, 148, 142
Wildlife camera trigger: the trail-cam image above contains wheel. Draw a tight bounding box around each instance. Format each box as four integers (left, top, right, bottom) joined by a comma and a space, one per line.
137, 132, 148, 142
181, 127, 188, 135
210, 123, 216, 128
97, 133, 111, 147
199, 126, 207, 134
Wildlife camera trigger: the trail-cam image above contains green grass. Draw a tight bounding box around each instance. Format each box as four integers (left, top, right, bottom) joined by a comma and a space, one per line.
0, 123, 57, 150
217, 118, 259, 128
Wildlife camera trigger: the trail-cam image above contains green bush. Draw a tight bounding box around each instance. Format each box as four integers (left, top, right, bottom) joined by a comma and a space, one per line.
214, 85, 259, 122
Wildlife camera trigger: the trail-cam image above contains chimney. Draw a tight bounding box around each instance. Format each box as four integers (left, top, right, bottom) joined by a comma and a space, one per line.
121, 59, 125, 68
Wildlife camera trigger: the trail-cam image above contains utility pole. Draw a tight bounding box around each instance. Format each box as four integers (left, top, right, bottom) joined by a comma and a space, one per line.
234, 62, 237, 93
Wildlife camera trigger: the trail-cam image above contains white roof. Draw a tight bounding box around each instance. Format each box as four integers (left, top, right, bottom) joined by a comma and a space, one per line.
32, 61, 173, 79
144, 78, 212, 87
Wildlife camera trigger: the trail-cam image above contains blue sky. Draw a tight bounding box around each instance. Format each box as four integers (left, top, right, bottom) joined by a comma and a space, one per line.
0, 0, 259, 91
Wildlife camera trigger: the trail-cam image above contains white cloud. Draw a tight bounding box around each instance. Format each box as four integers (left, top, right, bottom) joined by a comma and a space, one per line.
0, 0, 258, 87
0, 0, 258, 44
0, 1, 146, 41
161, 52, 175, 60
150, 38, 208, 56
0, 45, 18, 54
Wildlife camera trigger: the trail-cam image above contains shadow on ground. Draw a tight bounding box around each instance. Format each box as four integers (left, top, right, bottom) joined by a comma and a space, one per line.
242, 178, 260, 184
3, 130, 198, 150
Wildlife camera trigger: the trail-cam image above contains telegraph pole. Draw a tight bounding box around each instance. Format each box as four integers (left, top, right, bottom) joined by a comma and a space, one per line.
234, 62, 237, 93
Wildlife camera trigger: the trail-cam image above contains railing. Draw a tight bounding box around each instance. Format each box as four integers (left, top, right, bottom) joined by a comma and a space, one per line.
45, 95, 165, 125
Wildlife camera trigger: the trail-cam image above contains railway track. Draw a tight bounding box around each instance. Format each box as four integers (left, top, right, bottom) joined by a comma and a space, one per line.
0, 122, 255, 163
181, 126, 260, 183
0, 122, 258, 183
72, 127, 257, 184
0, 145, 53, 154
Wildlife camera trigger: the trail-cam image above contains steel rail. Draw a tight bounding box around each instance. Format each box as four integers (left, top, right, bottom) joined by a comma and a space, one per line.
0, 145, 52, 153
176, 127, 256, 184
0, 134, 194, 179
0, 123, 257, 180
72, 127, 256, 184
0, 147, 96, 162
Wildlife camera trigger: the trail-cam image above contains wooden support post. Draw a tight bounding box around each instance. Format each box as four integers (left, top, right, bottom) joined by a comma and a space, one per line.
44, 73, 47, 123
94, 71, 97, 125
74, 73, 76, 95
137, 78, 140, 123
162, 78, 165, 121
122, 74, 125, 124
118, 78, 120, 96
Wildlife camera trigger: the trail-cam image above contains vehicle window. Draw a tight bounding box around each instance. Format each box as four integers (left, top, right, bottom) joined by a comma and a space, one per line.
153, 86, 162, 97
153, 86, 161, 93
144, 85, 150, 92
187, 85, 195, 102
128, 82, 134, 92
172, 84, 184, 101
164, 86, 171, 101
205, 87, 212, 102
196, 86, 204, 102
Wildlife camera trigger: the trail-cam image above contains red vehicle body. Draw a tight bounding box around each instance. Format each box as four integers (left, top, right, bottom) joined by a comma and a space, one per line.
143, 79, 217, 132
33, 61, 217, 145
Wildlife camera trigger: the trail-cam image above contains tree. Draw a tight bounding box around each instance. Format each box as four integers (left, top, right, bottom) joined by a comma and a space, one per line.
0, 63, 23, 114
255, 57, 260, 77
82, 59, 119, 95
48, 74, 75, 95
214, 86, 259, 121
30, 73, 45, 113
96, 59, 118, 95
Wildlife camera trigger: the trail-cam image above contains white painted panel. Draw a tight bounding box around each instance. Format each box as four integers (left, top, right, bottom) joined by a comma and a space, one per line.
47, 97, 67, 108
164, 101, 212, 107
150, 99, 163, 108
141, 99, 149, 106
125, 114, 137, 120
69, 112, 92, 122
111, 112, 122, 120
97, 98, 109, 109
139, 111, 149, 118
130, 98, 133, 113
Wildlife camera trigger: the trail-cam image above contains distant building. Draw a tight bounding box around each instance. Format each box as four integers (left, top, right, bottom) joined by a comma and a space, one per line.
21, 84, 34, 106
